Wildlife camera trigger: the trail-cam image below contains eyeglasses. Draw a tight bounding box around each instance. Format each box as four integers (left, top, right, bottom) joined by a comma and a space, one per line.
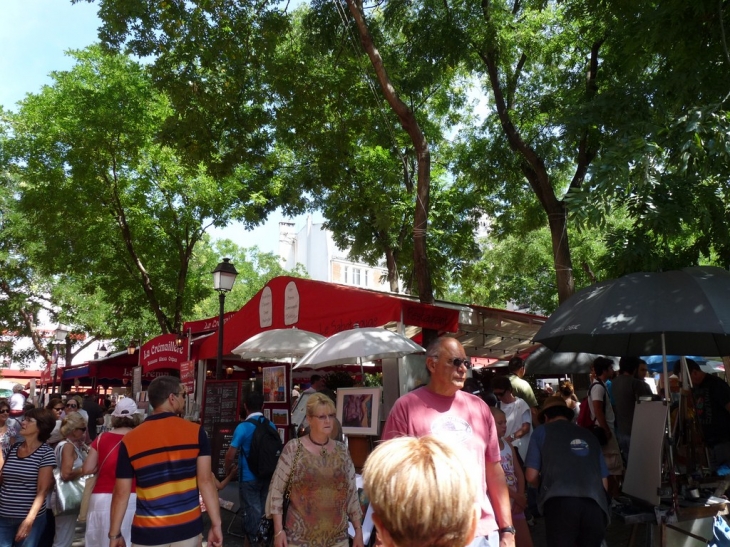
75, 427, 87, 432
0, 409, 9, 414
493, 390, 506, 397
312, 413, 336, 422
22, 417, 37, 424
53, 407, 64, 412
447, 357, 472, 368
65, 404, 78, 409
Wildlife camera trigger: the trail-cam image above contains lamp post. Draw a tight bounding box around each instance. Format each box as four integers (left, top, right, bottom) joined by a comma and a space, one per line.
212, 258, 238, 380
54, 325, 71, 396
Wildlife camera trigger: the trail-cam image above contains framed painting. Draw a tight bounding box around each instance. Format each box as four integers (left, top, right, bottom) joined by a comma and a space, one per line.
262, 365, 287, 403
336, 387, 382, 436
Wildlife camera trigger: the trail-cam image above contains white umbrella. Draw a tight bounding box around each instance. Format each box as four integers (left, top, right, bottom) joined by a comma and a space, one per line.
293, 327, 425, 376
232, 328, 325, 359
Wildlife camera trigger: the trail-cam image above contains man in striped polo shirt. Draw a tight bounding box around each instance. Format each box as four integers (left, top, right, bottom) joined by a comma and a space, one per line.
109, 376, 222, 547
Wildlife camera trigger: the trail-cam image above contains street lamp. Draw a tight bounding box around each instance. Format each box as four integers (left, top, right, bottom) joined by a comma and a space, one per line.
212, 258, 238, 380
54, 324, 71, 396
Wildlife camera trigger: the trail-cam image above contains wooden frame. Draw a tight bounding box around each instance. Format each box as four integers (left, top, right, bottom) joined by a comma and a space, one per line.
336, 387, 382, 436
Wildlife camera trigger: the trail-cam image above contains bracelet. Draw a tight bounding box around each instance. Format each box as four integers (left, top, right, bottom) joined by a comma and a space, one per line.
108, 533, 123, 540
275, 530, 285, 538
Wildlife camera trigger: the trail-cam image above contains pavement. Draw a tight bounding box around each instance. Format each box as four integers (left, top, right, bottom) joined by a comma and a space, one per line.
71, 505, 652, 547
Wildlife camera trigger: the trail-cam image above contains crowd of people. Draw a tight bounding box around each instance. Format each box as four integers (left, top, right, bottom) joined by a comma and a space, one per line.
1, 342, 726, 547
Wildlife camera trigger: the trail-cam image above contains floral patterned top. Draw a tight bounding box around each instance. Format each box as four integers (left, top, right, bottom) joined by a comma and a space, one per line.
266, 439, 361, 547
0, 419, 20, 455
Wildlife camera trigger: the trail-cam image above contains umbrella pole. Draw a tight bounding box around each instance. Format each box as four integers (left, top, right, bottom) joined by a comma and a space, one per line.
662, 334, 671, 420
359, 358, 364, 384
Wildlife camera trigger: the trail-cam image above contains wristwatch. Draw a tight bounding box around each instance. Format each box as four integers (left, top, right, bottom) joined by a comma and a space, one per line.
499, 526, 516, 535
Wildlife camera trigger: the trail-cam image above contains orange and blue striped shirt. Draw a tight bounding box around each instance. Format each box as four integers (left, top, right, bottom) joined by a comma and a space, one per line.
116, 413, 210, 545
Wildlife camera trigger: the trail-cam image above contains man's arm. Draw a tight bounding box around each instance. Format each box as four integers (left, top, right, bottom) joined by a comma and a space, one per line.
198, 455, 223, 547
485, 460, 515, 547
109, 478, 132, 547
224, 446, 237, 475
525, 467, 540, 488
592, 398, 611, 439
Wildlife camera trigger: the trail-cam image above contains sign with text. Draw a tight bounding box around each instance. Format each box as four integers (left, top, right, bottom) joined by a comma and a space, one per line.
180, 360, 195, 393
132, 366, 142, 397
141, 334, 185, 373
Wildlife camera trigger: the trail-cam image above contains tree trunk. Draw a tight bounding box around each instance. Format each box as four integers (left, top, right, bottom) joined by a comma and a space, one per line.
346, 0, 434, 304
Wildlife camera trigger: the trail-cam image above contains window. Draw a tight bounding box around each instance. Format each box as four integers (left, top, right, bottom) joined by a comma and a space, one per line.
364, 270, 370, 287
344, 266, 349, 284
353, 268, 361, 286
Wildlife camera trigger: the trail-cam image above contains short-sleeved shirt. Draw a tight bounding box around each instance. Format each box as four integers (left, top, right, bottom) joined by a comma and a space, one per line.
0, 442, 55, 518
382, 388, 501, 537
693, 374, 730, 446
230, 412, 276, 482
588, 380, 616, 432
116, 412, 211, 546
499, 397, 532, 461
507, 374, 538, 407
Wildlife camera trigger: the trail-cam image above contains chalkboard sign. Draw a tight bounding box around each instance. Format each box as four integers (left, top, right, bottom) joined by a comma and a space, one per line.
211, 421, 238, 480
202, 380, 241, 442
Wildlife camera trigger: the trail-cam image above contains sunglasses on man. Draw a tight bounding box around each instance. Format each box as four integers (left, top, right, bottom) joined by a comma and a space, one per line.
447, 357, 472, 368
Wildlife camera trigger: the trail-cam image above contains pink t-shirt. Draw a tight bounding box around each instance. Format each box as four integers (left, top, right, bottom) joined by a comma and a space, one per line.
382, 388, 501, 537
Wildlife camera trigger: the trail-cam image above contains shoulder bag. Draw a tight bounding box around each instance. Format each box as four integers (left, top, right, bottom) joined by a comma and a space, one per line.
257, 439, 304, 546
52, 441, 90, 517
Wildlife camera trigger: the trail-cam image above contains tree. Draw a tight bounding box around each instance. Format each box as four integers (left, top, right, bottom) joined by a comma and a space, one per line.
8, 46, 251, 335
189, 240, 308, 320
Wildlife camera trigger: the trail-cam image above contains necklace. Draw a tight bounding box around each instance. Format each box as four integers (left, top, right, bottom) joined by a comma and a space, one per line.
308, 434, 329, 457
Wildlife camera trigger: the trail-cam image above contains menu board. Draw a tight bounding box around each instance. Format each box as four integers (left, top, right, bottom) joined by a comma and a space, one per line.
211, 422, 238, 480
202, 380, 241, 441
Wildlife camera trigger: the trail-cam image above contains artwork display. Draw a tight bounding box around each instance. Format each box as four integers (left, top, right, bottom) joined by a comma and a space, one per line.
263, 365, 287, 403
336, 387, 382, 436
272, 408, 289, 425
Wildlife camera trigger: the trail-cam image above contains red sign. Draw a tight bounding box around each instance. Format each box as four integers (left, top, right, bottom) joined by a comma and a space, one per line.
180, 360, 195, 393
140, 334, 185, 373
182, 312, 236, 335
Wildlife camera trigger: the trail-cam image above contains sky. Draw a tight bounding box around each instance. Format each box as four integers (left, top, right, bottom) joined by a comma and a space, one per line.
0, 0, 319, 256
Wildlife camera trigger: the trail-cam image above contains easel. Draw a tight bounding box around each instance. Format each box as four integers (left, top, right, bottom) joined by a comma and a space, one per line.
619, 357, 728, 546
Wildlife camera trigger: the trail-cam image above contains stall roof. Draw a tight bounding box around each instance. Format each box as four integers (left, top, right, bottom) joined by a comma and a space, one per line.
196, 276, 546, 361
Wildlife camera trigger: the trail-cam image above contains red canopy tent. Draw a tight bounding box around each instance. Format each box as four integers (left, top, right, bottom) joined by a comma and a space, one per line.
195, 276, 460, 361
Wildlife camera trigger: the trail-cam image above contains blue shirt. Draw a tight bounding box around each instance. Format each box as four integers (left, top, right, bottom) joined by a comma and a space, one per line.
230, 412, 277, 482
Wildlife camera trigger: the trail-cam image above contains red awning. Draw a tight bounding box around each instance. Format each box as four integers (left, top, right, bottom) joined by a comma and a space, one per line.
196, 276, 460, 360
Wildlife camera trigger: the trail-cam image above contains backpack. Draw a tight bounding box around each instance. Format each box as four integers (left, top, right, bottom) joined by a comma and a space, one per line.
245, 415, 284, 479
576, 381, 606, 429
576, 396, 593, 428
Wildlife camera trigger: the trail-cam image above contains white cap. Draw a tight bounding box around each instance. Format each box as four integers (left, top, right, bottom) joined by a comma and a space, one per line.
112, 398, 138, 417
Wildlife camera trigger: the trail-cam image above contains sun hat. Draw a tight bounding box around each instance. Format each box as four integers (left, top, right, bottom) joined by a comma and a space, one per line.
538, 396, 575, 423
112, 398, 138, 417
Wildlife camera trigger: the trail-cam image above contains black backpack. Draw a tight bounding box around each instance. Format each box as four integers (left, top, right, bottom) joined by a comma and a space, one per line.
245, 415, 284, 479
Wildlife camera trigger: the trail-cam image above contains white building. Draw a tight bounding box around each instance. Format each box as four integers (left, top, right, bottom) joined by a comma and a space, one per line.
278, 217, 395, 292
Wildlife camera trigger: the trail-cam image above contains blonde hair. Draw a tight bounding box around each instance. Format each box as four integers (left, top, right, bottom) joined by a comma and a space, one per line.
306, 392, 335, 417
60, 412, 87, 438
363, 436, 476, 547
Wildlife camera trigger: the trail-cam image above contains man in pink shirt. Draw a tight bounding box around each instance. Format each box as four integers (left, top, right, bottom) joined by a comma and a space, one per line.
382, 337, 515, 547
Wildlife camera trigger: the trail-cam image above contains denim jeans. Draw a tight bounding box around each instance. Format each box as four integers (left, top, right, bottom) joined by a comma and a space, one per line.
0, 511, 47, 547
239, 478, 270, 543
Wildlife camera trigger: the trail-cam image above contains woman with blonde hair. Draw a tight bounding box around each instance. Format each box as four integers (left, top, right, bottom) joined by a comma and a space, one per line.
363, 435, 477, 547
52, 412, 88, 547
558, 380, 580, 421
266, 393, 363, 547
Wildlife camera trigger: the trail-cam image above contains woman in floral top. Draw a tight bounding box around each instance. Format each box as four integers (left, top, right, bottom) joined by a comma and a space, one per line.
266, 393, 363, 547
0, 399, 20, 467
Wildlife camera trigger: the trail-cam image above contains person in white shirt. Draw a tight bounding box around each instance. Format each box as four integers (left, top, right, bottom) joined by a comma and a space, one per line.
492, 376, 532, 462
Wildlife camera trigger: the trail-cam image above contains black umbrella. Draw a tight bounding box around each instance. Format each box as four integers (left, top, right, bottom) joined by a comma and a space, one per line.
524, 346, 618, 375
534, 266, 730, 357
